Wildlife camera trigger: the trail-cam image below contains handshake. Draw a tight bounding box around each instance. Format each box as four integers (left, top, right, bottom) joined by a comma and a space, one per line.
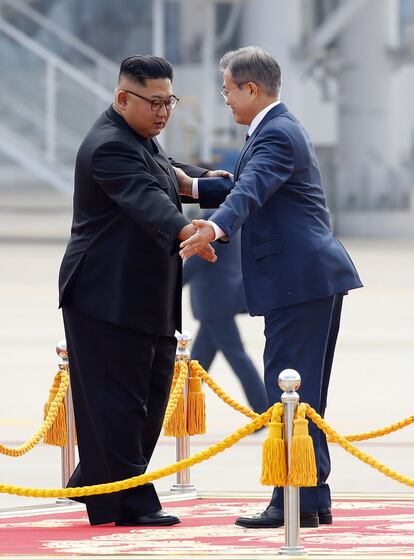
175, 166, 231, 264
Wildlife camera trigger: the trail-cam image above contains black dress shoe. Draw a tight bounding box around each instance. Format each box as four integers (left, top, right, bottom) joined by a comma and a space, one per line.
318, 508, 332, 525
235, 506, 319, 528
115, 509, 181, 527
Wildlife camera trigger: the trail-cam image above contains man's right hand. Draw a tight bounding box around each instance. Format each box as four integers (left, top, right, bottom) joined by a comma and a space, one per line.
173, 167, 193, 197
178, 224, 217, 263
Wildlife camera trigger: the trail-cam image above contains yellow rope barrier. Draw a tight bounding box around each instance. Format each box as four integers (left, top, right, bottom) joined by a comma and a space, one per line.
0, 406, 275, 498
305, 404, 414, 489
0, 371, 69, 456
163, 361, 188, 428
190, 361, 259, 420
192, 360, 414, 442
333, 414, 414, 442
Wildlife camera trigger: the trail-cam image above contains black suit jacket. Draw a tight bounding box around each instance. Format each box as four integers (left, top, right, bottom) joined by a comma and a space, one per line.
59, 106, 205, 336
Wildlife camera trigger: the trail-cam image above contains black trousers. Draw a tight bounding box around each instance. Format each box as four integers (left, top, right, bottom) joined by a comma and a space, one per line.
62, 306, 177, 525
263, 294, 344, 514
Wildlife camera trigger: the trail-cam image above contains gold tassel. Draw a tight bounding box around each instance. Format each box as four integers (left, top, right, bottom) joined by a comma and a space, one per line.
287, 416, 317, 487
163, 393, 187, 437
187, 376, 206, 435
163, 363, 188, 437
43, 372, 69, 447
261, 406, 287, 486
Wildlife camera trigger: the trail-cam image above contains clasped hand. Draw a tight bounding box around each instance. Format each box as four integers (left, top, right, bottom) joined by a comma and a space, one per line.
174, 166, 230, 263
178, 223, 216, 263
179, 219, 216, 260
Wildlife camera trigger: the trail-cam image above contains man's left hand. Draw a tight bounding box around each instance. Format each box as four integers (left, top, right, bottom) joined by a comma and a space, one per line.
173, 167, 193, 196
204, 169, 232, 178
179, 219, 216, 259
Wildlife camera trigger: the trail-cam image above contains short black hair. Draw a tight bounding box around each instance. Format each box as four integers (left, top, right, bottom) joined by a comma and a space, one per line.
118, 55, 173, 86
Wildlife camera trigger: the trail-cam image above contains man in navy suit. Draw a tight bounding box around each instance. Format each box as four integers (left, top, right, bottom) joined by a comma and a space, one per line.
183, 209, 267, 414
176, 46, 363, 528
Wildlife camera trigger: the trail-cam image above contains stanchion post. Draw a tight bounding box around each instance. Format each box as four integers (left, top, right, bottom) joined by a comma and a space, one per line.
170, 330, 196, 494
278, 369, 307, 556
56, 339, 76, 503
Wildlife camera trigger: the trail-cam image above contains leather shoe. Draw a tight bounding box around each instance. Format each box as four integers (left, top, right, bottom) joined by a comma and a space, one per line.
235, 506, 319, 528
115, 509, 181, 527
318, 507, 332, 525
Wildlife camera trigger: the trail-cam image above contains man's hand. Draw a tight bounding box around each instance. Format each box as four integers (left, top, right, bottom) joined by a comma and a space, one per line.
179, 219, 216, 259
204, 169, 232, 178
173, 167, 193, 197
178, 223, 217, 263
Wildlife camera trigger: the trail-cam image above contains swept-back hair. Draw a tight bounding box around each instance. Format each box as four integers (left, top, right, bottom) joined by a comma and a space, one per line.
118, 55, 173, 86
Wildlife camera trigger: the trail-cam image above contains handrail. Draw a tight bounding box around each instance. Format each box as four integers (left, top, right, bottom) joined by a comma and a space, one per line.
0, 19, 112, 102
0, 0, 117, 75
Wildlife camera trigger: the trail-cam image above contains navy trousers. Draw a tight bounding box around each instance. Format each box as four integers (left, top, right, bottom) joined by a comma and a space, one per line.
264, 294, 344, 514
190, 316, 267, 413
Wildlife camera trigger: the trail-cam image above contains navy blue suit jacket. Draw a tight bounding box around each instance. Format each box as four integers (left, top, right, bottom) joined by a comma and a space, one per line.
197, 103, 362, 316
182, 212, 247, 322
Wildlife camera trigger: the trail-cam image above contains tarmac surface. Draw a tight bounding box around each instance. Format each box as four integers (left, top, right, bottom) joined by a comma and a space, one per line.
0, 180, 414, 512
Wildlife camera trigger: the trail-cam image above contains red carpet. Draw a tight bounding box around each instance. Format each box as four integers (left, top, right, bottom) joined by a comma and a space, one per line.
1, 496, 414, 557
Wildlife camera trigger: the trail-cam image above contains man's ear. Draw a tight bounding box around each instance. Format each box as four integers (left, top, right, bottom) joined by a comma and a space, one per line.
247, 82, 258, 97
116, 89, 128, 109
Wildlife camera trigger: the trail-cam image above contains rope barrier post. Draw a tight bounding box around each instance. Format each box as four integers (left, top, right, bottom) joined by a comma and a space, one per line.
278, 369, 307, 556
170, 330, 196, 495
56, 339, 76, 504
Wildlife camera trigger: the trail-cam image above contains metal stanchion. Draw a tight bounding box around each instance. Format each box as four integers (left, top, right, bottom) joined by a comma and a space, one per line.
170, 330, 196, 495
56, 339, 76, 505
278, 369, 307, 556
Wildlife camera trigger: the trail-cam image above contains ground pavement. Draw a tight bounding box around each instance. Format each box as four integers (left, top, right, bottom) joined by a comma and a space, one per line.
0, 181, 413, 556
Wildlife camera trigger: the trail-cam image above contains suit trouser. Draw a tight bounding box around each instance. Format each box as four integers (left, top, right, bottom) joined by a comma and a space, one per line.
191, 316, 268, 413
263, 294, 343, 514
62, 306, 176, 525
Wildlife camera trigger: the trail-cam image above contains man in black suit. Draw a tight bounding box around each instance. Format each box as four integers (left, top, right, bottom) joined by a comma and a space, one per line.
183, 210, 267, 414
58, 55, 222, 527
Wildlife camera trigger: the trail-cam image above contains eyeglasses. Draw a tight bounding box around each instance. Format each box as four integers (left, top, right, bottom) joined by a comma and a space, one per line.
123, 90, 179, 111
220, 82, 246, 102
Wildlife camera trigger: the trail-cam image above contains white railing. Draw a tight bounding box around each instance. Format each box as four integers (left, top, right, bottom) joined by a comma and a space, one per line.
0, 12, 113, 193
0, 0, 118, 88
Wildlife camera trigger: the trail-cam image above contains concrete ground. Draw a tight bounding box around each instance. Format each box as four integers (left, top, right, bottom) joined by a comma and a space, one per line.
0, 181, 414, 512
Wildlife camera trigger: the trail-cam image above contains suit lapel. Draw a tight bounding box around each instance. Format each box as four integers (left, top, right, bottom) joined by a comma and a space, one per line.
105, 106, 180, 205
234, 103, 288, 180
152, 139, 181, 205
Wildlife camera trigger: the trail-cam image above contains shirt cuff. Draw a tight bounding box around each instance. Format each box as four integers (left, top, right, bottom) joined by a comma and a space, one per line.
192, 178, 199, 199
208, 220, 225, 240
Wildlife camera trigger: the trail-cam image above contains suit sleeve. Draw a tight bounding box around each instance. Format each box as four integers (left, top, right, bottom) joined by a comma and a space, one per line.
91, 141, 189, 254
198, 128, 295, 239
170, 159, 211, 205
170, 159, 209, 178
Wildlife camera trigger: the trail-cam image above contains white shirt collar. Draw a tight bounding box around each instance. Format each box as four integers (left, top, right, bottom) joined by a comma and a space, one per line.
247, 100, 280, 137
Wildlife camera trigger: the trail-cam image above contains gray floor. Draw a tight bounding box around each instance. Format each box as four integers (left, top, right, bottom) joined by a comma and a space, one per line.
1, 181, 414, 512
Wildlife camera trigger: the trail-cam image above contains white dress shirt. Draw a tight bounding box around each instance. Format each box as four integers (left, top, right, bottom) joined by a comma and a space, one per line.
192, 100, 280, 240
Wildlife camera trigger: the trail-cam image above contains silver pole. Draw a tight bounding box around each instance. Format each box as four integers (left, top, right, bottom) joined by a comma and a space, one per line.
152, 0, 165, 57
170, 330, 196, 494
278, 369, 307, 556
45, 61, 57, 164
200, 0, 215, 163
56, 339, 76, 504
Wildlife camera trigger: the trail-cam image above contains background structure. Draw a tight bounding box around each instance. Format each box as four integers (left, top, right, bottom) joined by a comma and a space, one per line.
0, 0, 413, 510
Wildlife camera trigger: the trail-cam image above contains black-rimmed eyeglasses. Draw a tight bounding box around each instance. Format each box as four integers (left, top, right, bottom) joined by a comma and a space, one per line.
123, 90, 179, 111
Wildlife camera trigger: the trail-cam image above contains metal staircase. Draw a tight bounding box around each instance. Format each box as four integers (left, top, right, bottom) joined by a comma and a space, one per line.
0, 0, 117, 194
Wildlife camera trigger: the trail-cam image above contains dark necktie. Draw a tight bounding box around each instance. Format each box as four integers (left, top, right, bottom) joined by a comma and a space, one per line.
245, 133, 249, 141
